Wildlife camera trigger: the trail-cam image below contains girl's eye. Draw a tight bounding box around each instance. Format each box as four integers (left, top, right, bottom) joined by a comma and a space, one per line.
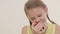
38, 15, 42, 17
31, 17, 35, 21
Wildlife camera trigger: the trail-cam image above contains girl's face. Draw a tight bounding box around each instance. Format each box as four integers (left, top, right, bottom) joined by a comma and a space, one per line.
27, 6, 48, 25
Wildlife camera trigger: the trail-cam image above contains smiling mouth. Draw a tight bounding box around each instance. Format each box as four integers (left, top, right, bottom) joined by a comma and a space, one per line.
34, 22, 39, 26
34, 21, 42, 26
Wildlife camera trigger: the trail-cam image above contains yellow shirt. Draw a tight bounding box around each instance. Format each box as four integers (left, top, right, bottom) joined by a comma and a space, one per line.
27, 23, 55, 34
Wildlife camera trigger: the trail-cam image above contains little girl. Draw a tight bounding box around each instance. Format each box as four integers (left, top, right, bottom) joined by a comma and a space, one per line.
22, 0, 60, 34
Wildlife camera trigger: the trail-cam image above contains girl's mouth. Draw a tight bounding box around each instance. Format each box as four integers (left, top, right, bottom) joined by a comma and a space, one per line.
34, 22, 39, 26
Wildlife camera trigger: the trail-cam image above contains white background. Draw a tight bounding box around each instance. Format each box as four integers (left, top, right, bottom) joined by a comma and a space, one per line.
0, 0, 60, 34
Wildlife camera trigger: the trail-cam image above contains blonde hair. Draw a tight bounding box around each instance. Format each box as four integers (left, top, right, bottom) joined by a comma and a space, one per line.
24, 0, 56, 25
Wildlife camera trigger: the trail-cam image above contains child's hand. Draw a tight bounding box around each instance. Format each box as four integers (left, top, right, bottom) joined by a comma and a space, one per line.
31, 22, 48, 34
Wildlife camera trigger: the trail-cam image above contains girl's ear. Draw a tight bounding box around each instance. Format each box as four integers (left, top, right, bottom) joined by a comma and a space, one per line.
44, 7, 48, 15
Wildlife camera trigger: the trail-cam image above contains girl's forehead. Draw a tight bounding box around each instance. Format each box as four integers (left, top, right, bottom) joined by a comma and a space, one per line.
29, 6, 44, 11
28, 7, 44, 15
